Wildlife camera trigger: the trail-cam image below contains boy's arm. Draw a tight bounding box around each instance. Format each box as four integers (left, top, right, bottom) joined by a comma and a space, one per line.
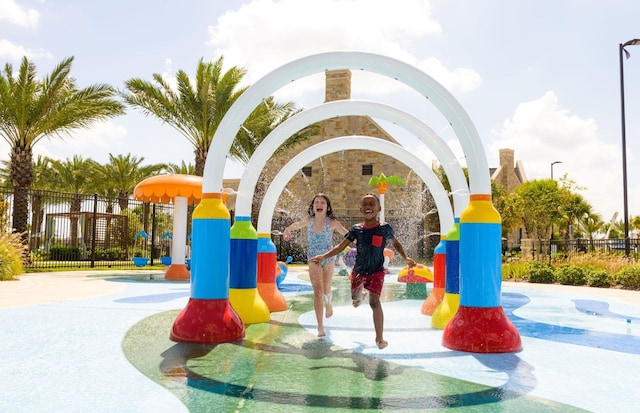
392, 237, 416, 268
309, 238, 352, 263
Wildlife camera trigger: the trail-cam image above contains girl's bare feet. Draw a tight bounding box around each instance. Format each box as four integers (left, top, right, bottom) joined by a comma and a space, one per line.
324, 294, 333, 318
318, 328, 326, 337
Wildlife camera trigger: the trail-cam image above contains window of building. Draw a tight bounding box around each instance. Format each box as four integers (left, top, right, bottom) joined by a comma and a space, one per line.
302, 166, 312, 177
362, 164, 373, 176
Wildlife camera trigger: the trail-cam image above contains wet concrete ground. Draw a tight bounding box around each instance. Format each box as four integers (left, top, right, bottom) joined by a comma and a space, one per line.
1, 268, 639, 412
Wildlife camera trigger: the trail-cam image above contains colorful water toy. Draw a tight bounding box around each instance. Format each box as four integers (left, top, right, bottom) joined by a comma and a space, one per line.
256, 233, 287, 312
275, 256, 293, 289
133, 174, 203, 281
343, 247, 357, 269
397, 263, 433, 283
422, 236, 446, 315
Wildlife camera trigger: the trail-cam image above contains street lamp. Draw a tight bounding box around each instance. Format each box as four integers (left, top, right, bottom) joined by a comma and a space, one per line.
550, 161, 562, 179
619, 39, 640, 256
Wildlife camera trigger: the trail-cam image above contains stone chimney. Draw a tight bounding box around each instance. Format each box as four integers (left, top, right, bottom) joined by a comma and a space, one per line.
324, 70, 351, 102
500, 148, 515, 171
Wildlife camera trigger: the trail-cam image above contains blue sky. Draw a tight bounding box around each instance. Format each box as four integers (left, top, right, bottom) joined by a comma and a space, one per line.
2, 0, 640, 224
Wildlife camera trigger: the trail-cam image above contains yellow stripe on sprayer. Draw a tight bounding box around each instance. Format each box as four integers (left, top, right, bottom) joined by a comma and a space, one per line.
460, 194, 501, 224
193, 193, 230, 220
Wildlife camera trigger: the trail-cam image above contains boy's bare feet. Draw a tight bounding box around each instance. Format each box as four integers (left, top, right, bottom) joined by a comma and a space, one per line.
376, 340, 388, 349
352, 289, 367, 308
317, 328, 326, 337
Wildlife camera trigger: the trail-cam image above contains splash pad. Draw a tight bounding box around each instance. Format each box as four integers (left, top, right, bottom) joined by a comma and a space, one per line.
172, 51, 521, 353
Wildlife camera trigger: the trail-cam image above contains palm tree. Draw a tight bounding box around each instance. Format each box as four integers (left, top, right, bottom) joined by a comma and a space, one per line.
122, 56, 246, 176
122, 56, 315, 176
91, 153, 165, 211
165, 160, 196, 175
233, 96, 319, 164
0, 56, 125, 236
48, 155, 98, 247
91, 154, 166, 247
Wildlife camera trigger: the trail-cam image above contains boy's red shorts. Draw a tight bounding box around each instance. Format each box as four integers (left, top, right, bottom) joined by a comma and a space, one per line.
351, 270, 385, 297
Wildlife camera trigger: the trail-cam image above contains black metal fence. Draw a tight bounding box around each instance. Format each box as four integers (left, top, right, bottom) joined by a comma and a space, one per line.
523, 238, 640, 261
0, 186, 180, 269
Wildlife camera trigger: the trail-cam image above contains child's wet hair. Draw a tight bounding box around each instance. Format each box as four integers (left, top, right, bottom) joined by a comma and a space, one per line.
308, 193, 335, 218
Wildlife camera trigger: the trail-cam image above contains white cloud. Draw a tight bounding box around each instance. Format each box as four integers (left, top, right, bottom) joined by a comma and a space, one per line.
40, 121, 128, 163
206, 0, 479, 101
0, 0, 39, 28
489, 91, 622, 219
0, 38, 51, 61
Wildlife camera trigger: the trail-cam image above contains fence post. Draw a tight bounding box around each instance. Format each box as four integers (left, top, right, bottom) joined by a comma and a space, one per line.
151, 203, 157, 265
90, 194, 98, 268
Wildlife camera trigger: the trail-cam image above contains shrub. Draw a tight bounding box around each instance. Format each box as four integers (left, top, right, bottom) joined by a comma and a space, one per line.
502, 261, 528, 281
584, 266, 611, 288
555, 265, 586, 286
526, 261, 555, 284
613, 266, 640, 289
0, 232, 27, 281
94, 247, 126, 261
49, 246, 82, 261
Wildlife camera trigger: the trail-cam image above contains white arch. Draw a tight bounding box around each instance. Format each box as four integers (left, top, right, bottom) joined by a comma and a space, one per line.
203, 51, 489, 195
235, 100, 469, 218
256, 136, 454, 236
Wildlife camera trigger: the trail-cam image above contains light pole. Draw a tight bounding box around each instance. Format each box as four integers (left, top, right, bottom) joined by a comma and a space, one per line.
619, 39, 640, 256
550, 160, 562, 179
549, 161, 562, 252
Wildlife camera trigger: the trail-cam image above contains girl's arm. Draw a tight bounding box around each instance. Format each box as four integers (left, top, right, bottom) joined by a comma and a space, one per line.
330, 218, 349, 236
283, 217, 310, 241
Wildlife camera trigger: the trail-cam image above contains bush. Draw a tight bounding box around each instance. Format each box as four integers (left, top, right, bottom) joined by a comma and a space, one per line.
613, 266, 640, 289
502, 261, 528, 281
49, 246, 82, 261
555, 265, 586, 286
94, 247, 126, 261
526, 261, 555, 284
0, 232, 27, 281
584, 266, 611, 288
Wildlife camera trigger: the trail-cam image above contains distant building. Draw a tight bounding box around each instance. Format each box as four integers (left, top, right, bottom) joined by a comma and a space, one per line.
491, 148, 527, 250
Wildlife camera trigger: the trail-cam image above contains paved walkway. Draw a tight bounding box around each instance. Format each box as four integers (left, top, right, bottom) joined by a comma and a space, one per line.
1, 268, 639, 412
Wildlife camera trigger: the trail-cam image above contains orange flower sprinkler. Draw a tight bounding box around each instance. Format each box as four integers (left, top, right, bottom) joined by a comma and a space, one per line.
134, 174, 203, 281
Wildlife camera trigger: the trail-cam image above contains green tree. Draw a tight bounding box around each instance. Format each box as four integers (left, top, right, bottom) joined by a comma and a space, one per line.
507, 179, 564, 241
165, 160, 196, 175
122, 56, 246, 176
233, 96, 318, 164
91, 153, 165, 211
631, 215, 640, 238
122, 56, 314, 176
577, 211, 604, 242
0, 56, 125, 235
